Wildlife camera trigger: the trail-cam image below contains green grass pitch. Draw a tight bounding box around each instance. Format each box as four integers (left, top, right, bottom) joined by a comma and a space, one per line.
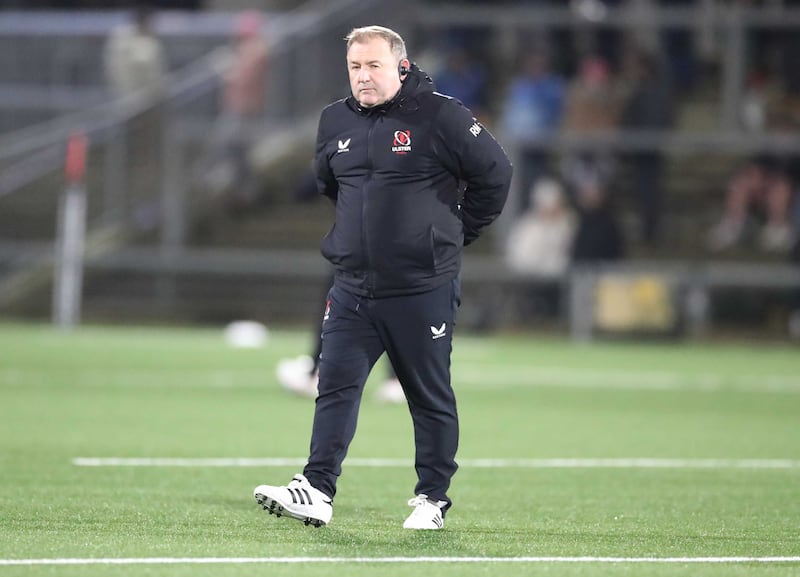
0, 322, 799, 577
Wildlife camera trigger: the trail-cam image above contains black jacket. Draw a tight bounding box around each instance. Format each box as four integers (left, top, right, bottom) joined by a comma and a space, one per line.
315, 65, 512, 297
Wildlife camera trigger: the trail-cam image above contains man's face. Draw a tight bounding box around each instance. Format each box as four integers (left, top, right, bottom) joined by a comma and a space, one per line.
347, 37, 403, 108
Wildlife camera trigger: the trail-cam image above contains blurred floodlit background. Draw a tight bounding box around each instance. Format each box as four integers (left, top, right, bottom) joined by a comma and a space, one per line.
0, 0, 799, 343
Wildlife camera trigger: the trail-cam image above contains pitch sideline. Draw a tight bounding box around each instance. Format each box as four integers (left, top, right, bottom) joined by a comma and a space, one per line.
72, 457, 800, 469
2, 556, 800, 566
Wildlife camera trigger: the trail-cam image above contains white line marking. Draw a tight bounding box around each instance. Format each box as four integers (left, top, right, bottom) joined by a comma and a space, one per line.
72, 457, 800, 469
1, 556, 799, 566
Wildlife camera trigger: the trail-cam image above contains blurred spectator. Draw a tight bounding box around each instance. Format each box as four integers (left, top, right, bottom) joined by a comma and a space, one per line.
206, 11, 268, 211
560, 54, 624, 198
562, 54, 622, 133
707, 157, 795, 253
103, 5, 165, 100
740, 70, 772, 133
571, 179, 625, 263
103, 4, 165, 231
433, 43, 489, 122
620, 48, 674, 246
505, 177, 576, 278
223, 11, 268, 120
505, 177, 575, 320
499, 50, 566, 212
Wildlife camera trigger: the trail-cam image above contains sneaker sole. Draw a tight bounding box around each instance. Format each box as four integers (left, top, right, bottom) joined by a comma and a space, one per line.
254, 492, 327, 528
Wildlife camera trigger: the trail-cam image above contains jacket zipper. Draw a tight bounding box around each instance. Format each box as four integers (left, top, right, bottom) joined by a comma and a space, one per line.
362, 115, 379, 297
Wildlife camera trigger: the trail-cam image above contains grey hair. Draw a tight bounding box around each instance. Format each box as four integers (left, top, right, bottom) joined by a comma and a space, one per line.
345, 25, 407, 61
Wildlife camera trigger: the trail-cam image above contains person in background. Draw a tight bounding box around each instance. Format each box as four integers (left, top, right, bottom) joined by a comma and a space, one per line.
253, 25, 511, 531
103, 3, 165, 230
620, 47, 673, 247
559, 54, 624, 203
505, 177, 575, 319
205, 10, 269, 210
499, 50, 566, 213
707, 156, 795, 253
433, 42, 489, 123
571, 177, 625, 263
505, 177, 575, 278
223, 11, 268, 121
104, 4, 165, 100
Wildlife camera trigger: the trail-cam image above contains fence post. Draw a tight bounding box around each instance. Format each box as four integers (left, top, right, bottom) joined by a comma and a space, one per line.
157, 111, 185, 311
569, 267, 596, 343
720, 4, 745, 130
52, 131, 88, 329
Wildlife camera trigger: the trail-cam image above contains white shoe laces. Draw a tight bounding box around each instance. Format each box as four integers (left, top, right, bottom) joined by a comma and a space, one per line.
407, 494, 430, 507
408, 494, 446, 508
287, 474, 308, 489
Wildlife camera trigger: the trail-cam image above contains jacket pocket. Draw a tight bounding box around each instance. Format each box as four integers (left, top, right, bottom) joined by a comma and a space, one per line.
431, 226, 460, 271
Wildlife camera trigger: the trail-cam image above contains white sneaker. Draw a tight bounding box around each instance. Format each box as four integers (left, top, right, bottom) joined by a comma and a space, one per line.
276, 356, 318, 398
375, 378, 406, 405
402, 494, 446, 530
253, 474, 332, 527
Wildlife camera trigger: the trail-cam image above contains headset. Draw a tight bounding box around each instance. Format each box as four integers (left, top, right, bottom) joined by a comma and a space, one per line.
399, 61, 410, 79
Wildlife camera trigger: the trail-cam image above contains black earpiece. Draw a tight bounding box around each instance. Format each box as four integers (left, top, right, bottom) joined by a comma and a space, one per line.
399, 63, 409, 77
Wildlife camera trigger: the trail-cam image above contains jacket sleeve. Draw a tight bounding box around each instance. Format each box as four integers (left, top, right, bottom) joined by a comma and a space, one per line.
314, 108, 339, 202
433, 98, 513, 246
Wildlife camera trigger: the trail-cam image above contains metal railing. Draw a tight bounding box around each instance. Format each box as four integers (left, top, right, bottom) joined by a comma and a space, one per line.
0, 0, 389, 324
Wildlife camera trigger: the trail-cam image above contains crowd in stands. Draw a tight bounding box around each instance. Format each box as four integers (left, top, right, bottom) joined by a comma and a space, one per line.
414, 1, 800, 265
412, 0, 800, 331
95, 1, 800, 265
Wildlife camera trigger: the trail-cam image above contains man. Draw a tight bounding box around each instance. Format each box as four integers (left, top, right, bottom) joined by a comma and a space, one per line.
216, 10, 268, 208
254, 25, 512, 530
104, 5, 165, 100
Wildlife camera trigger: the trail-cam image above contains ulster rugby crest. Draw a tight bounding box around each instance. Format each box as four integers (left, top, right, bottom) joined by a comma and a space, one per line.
391, 130, 412, 155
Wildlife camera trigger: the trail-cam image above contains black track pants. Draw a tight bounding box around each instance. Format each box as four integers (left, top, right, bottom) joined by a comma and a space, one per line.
303, 278, 461, 512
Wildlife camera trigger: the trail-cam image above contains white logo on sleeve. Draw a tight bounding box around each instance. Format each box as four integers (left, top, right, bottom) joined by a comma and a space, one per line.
337, 138, 351, 153
430, 323, 447, 340
469, 122, 482, 137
